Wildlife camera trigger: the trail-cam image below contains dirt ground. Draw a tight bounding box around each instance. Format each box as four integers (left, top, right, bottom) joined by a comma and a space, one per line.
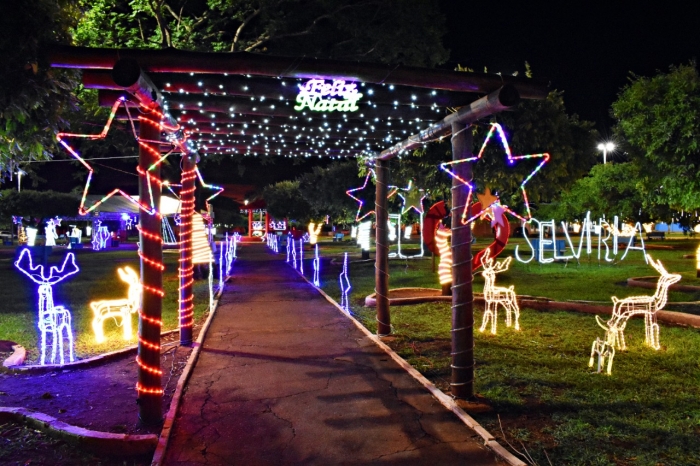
0, 324, 205, 465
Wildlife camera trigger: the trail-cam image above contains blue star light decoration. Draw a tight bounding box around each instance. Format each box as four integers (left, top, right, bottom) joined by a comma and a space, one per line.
346, 169, 376, 222
440, 123, 550, 224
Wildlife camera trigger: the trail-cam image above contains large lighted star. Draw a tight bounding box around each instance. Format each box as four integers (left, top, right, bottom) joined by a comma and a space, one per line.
346, 169, 376, 222
56, 97, 176, 217
396, 180, 427, 215
440, 123, 550, 224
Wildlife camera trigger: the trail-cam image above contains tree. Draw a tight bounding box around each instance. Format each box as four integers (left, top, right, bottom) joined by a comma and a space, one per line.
0, 0, 80, 173
262, 180, 312, 222
612, 63, 700, 211
73, 0, 448, 67
298, 160, 366, 224
0, 190, 80, 227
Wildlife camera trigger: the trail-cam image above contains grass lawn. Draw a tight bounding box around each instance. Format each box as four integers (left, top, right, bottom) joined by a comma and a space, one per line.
309, 235, 700, 465
0, 244, 212, 363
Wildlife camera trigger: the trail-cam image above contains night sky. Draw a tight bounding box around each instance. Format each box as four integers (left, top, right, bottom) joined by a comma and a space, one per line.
440, 1, 698, 131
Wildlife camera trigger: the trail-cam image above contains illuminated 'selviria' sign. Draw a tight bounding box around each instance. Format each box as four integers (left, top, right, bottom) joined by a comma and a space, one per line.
515, 212, 648, 264
295, 79, 362, 112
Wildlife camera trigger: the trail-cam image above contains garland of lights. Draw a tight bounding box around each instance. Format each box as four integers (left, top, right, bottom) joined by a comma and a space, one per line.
339, 252, 351, 313
435, 225, 452, 286
15, 248, 78, 366
479, 249, 520, 335
90, 266, 141, 344
440, 122, 550, 225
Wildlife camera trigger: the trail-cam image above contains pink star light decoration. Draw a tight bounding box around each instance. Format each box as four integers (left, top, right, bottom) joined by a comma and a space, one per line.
440, 123, 550, 224
346, 169, 376, 222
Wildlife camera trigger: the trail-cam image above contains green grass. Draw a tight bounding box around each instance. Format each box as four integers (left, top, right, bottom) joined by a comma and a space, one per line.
0, 246, 211, 363
312, 236, 700, 465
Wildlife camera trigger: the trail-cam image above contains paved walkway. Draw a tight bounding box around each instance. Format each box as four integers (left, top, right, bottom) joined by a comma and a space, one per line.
164, 243, 500, 465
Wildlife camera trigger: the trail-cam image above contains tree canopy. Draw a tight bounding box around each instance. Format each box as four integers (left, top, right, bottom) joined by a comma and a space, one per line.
612, 63, 700, 211
0, 190, 80, 227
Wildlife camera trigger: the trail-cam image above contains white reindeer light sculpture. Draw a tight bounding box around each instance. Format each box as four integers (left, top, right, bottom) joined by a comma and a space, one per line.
90, 266, 141, 343
590, 254, 680, 374
15, 248, 79, 365
480, 249, 520, 334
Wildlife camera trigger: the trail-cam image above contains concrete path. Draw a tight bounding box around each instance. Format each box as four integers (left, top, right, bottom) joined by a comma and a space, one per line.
164, 243, 500, 465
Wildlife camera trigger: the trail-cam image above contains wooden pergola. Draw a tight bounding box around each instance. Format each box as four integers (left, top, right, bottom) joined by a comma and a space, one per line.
48, 45, 548, 424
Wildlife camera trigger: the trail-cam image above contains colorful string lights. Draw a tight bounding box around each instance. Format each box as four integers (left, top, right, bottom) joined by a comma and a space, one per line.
347, 169, 376, 222
15, 248, 79, 366
479, 249, 520, 335
440, 122, 550, 224
90, 266, 141, 343
435, 225, 452, 286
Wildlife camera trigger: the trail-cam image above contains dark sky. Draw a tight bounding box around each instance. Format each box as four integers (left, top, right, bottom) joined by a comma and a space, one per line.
439, 1, 698, 131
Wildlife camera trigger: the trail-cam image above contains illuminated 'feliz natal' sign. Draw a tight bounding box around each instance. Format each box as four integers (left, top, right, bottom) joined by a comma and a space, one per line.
295, 79, 363, 112
515, 212, 648, 264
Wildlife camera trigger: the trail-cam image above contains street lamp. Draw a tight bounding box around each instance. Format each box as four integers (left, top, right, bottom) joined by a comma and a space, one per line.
597, 142, 615, 164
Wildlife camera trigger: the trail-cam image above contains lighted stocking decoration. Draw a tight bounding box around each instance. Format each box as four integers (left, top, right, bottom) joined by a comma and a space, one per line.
479, 249, 520, 334
90, 266, 141, 343
15, 248, 79, 365
424, 201, 449, 255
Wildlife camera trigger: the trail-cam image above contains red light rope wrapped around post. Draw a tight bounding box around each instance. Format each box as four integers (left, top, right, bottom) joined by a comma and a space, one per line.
178, 153, 197, 345
136, 110, 165, 424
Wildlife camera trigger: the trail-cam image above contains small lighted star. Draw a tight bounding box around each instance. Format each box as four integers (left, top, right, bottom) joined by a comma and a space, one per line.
346, 169, 376, 222
440, 123, 549, 224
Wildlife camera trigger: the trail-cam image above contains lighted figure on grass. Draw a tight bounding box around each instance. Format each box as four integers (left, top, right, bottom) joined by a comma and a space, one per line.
589, 254, 681, 375
286, 233, 292, 263
387, 216, 398, 243
15, 248, 79, 365
292, 237, 297, 269
392, 180, 427, 259
313, 244, 320, 286
90, 267, 141, 343
308, 222, 323, 245
479, 249, 520, 335
339, 252, 351, 313
92, 222, 110, 251
44, 217, 60, 247
299, 239, 304, 274
357, 221, 371, 252
347, 169, 376, 222
435, 225, 452, 287
26, 227, 38, 247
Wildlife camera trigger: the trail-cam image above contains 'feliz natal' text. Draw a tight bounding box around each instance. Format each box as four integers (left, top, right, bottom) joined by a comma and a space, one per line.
515, 212, 648, 264
295, 79, 363, 112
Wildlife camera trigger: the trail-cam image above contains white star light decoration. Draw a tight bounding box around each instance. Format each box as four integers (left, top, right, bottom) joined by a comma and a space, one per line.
440, 123, 550, 224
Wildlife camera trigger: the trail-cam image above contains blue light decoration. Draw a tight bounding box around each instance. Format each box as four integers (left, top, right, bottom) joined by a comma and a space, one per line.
440, 122, 550, 224
339, 252, 351, 314
286, 233, 292, 263
15, 248, 79, 365
224, 233, 235, 275
346, 169, 376, 222
313, 244, 320, 287
162, 217, 177, 245
92, 220, 110, 251
294, 79, 363, 113
299, 239, 304, 275
218, 237, 224, 293
292, 237, 297, 269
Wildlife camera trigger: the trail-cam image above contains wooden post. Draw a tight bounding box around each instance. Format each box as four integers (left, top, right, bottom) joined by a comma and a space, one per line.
450, 122, 474, 399
137, 110, 163, 424
178, 153, 197, 346
374, 160, 391, 336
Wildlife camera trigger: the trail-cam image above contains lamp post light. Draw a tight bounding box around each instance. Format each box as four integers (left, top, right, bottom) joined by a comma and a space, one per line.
597, 142, 615, 164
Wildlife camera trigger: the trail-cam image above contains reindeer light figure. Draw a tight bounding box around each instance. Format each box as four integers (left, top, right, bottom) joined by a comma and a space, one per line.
90, 267, 141, 343
594, 254, 680, 354
15, 248, 79, 365
480, 249, 520, 334
589, 336, 616, 375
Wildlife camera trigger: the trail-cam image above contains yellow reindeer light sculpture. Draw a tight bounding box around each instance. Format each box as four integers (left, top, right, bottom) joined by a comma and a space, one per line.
90, 266, 141, 343
480, 249, 520, 334
590, 254, 680, 374
308, 222, 323, 245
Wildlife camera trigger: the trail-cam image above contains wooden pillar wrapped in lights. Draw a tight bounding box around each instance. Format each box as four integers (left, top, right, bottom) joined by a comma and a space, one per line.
178, 152, 197, 346
374, 159, 391, 336
450, 122, 474, 400
136, 109, 164, 424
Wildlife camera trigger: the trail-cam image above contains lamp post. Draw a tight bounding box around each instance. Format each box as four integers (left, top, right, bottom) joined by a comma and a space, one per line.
597, 142, 615, 164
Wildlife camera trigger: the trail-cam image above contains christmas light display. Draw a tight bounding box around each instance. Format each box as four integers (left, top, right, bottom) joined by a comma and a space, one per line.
479, 249, 520, 335
56, 97, 176, 217
292, 237, 297, 269
162, 217, 177, 245
92, 222, 110, 251
294, 79, 363, 112
90, 266, 141, 343
299, 239, 304, 274
404, 225, 412, 240
14, 217, 27, 245
224, 233, 235, 275
251, 221, 264, 237
286, 233, 292, 263
44, 218, 59, 247
440, 122, 550, 224
308, 222, 323, 245
595, 254, 680, 355
357, 221, 371, 251
218, 239, 224, 292
191, 212, 214, 264
15, 248, 78, 365
387, 216, 398, 242
515, 212, 648, 264
589, 336, 615, 375
269, 220, 287, 231
347, 169, 376, 222
339, 252, 351, 313
435, 225, 452, 286
351, 226, 358, 239
313, 244, 320, 286
26, 227, 37, 247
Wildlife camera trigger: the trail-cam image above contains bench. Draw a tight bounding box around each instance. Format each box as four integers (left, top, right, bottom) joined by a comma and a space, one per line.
531, 239, 566, 255
333, 233, 345, 242
646, 232, 665, 240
